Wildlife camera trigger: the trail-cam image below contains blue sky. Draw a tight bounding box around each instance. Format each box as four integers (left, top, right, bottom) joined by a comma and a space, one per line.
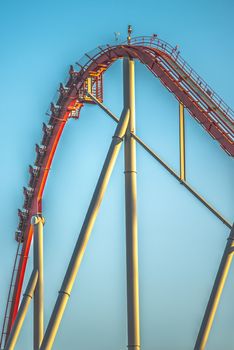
0, 0, 233, 349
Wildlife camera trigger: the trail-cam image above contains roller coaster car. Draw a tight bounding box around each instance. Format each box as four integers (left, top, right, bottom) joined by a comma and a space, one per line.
66, 65, 80, 88
17, 212, 27, 230
23, 186, 34, 197
42, 123, 53, 134
29, 165, 40, 176
42, 123, 54, 148
17, 208, 29, 220
57, 83, 70, 105
15, 229, 24, 243
59, 83, 69, 97
69, 65, 78, 77
28, 165, 41, 187
50, 103, 60, 117
23, 187, 34, 209
35, 144, 46, 156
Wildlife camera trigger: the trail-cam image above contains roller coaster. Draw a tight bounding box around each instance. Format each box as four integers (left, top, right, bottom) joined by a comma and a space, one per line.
1, 27, 233, 350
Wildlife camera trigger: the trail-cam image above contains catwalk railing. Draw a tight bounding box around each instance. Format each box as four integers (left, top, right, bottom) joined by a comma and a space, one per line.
1, 34, 233, 349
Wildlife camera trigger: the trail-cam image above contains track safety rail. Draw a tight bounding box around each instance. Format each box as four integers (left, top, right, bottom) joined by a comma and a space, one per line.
125, 36, 234, 121
1, 34, 233, 349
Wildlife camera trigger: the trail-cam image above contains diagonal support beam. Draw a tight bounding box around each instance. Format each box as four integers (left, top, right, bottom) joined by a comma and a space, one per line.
40, 107, 130, 350
194, 224, 234, 350
87, 92, 231, 230
5, 270, 38, 350
130, 137, 232, 229
179, 102, 186, 181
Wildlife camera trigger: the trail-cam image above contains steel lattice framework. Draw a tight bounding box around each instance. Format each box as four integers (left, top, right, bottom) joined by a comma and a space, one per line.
1, 31, 233, 350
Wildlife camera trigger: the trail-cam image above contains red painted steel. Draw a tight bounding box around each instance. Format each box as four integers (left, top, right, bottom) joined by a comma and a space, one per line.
1, 36, 233, 347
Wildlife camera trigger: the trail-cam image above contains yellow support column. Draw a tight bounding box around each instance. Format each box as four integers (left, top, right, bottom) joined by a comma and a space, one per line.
124, 57, 140, 350
87, 77, 92, 94
179, 102, 186, 181
32, 215, 45, 350
194, 225, 234, 350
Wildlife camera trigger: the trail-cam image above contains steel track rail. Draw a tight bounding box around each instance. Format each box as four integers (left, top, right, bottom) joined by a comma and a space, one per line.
1, 37, 233, 347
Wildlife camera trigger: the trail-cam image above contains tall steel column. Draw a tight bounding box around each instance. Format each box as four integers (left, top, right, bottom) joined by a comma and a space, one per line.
123, 57, 140, 350
32, 215, 45, 350
40, 107, 130, 350
194, 224, 234, 350
179, 102, 186, 181
5, 270, 38, 350
87, 92, 231, 229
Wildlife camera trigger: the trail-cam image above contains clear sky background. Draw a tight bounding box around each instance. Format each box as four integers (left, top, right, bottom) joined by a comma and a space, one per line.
0, 0, 233, 349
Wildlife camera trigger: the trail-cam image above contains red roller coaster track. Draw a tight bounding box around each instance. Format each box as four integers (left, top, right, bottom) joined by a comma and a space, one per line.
1, 35, 233, 348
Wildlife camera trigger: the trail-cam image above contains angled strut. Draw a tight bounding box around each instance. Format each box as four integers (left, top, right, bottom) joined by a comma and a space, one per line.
179, 102, 186, 181
87, 92, 231, 230
39, 108, 130, 350
5, 270, 38, 350
194, 224, 234, 350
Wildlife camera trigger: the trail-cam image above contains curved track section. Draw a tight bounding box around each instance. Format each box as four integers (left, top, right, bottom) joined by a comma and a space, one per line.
1, 36, 233, 347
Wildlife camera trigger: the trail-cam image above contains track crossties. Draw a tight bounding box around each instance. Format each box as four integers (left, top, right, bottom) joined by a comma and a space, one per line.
1, 35, 233, 348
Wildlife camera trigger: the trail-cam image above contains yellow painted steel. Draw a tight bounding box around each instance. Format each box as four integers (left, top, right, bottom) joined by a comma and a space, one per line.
195, 226, 234, 350
87, 90, 234, 349
83, 77, 93, 102
32, 215, 45, 350
87, 92, 232, 229
123, 57, 140, 350
5, 270, 38, 350
87, 77, 92, 94
40, 108, 130, 350
179, 102, 186, 181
